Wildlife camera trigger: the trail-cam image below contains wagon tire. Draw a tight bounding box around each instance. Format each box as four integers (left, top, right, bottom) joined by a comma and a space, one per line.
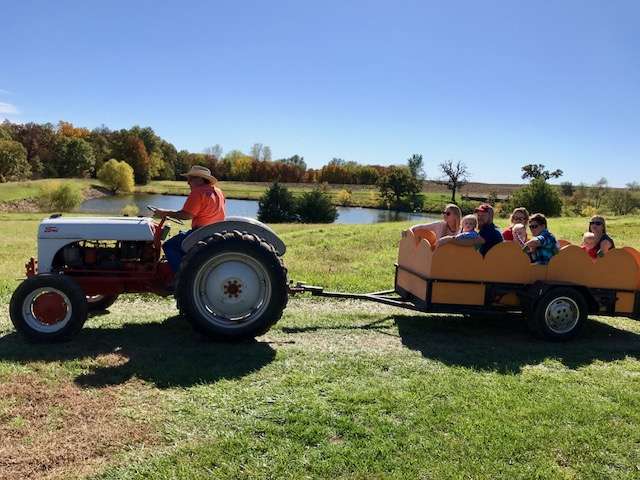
528, 287, 587, 341
10, 275, 88, 343
175, 231, 288, 341
86, 294, 119, 312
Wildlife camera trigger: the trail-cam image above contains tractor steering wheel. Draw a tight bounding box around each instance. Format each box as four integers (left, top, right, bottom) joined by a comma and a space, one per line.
146, 205, 185, 225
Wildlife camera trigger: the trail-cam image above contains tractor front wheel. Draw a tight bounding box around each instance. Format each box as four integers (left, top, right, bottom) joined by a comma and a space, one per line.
176, 231, 288, 341
10, 275, 88, 342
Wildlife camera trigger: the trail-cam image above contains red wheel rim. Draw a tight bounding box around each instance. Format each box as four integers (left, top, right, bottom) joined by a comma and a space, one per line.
32, 292, 69, 325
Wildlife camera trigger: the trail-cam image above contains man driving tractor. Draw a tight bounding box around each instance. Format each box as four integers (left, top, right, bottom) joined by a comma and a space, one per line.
153, 165, 226, 272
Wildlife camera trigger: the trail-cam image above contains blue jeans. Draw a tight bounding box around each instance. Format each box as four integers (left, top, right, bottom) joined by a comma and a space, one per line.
163, 229, 193, 273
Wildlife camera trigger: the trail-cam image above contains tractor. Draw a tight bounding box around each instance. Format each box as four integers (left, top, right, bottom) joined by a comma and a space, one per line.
10, 208, 288, 342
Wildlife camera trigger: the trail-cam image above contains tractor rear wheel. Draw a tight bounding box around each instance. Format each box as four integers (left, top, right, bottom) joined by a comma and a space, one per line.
10, 275, 88, 342
86, 294, 119, 312
175, 231, 288, 341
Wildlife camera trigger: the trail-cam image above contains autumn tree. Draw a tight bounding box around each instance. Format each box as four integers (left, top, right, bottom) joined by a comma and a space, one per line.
53, 137, 95, 177
0, 140, 31, 182
377, 166, 422, 208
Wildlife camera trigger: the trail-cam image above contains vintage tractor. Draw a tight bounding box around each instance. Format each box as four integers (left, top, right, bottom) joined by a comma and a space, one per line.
10, 208, 288, 342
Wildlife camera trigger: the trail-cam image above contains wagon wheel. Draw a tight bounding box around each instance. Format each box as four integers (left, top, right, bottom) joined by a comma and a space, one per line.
528, 287, 587, 341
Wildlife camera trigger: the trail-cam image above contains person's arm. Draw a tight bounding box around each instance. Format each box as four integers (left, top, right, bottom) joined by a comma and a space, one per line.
598, 239, 613, 254
439, 235, 484, 247
153, 208, 194, 220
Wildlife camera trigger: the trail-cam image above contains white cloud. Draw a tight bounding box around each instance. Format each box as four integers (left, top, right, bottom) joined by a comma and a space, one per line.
0, 102, 19, 115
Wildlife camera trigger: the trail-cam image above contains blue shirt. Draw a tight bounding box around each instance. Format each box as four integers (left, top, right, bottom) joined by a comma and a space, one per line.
456, 231, 480, 240
532, 229, 559, 264
478, 223, 503, 256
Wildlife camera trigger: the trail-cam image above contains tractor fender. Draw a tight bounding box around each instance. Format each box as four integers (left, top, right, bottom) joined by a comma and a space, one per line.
180, 216, 286, 256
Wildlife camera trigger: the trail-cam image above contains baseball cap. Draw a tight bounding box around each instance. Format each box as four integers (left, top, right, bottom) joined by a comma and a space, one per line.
474, 203, 493, 213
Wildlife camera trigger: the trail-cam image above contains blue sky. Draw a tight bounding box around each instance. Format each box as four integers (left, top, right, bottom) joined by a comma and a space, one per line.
1, 1, 638, 185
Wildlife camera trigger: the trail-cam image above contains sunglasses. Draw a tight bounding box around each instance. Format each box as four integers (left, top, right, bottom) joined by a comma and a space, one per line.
529, 223, 541, 229
590, 221, 604, 226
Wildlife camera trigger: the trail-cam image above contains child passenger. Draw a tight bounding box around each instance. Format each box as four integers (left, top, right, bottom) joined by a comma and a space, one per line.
581, 232, 598, 259
455, 214, 480, 240
511, 223, 527, 248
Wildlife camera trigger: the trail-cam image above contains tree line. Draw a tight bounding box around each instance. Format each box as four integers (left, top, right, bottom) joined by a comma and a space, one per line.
0, 120, 414, 186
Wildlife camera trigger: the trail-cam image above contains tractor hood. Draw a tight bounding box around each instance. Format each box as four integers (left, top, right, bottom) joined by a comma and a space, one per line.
38, 217, 156, 242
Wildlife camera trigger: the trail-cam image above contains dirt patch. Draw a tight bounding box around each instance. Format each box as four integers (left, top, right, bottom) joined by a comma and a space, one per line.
0, 198, 40, 213
0, 373, 158, 480
83, 185, 112, 200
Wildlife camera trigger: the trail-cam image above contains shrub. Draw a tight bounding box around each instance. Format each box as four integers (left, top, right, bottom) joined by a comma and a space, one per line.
377, 166, 422, 210
0, 139, 30, 182
39, 181, 83, 212
560, 181, 574, 197
507, 177, 562, 217
607, 190, 639, 215
336, 189, 353, 206
296, 187, 338, 223
121, 204, 140, 217
98, 158, 135, 193
257, 182, 297, 223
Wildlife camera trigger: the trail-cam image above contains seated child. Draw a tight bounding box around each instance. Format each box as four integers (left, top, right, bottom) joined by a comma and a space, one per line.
581, 232, 598, 259
511, 223, 527, 248
455, 214, 479, 240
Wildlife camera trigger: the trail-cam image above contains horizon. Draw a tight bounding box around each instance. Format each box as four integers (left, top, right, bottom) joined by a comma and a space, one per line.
2, 1, 638, 187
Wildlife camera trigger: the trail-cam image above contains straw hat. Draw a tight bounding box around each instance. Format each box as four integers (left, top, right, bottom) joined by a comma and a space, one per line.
180, 165, 218, 183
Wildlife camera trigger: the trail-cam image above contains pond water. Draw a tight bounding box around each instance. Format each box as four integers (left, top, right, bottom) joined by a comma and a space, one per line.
79, 193, 438, 224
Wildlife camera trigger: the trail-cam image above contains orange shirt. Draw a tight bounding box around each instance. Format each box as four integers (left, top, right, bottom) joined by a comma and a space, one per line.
182, 184, 225, 228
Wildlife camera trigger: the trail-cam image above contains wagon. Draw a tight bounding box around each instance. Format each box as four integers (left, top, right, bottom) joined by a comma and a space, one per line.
292, 229, 640, 341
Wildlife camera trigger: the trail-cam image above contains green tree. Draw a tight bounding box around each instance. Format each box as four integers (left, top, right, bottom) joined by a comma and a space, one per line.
296, 187, 338, 223
377, 166, 422, 209
521, 164, 563, 181
407, 153, 425, 180
607, 189, 638, 215
560, 181, 574, 196
257, 182, 298, 223
54, 137, 95, 177
97, 159, 135, 193
508, 177, 562, 216
0, 140, 31, 182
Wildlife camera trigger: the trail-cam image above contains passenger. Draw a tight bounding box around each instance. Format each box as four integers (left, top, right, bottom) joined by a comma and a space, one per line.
511, 223, 528, 248
523, 213, 559, 265
502, 207, 529, 241
581, 232, 598, 259
455, 214, 479, 240
588, 215, 615, 255
407, 203, 461, 244
439, 203, 503, 256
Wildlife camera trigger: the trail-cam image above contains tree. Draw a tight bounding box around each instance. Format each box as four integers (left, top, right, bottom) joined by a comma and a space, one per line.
296, 187, 338, 223
607, 190, 638, 215
626, 181, 639, 192
438, 160, 469, 203
590, 177, 609, 209
262, 146, 272, 162
10, 122, 57, 177
0, 139, 31, 182
125, 136, 150, 184
97, 159, 135, 193
521, 164, 563, 181
508, 177, 562, 216
204, 144, 223, 160
53, 137, 95, 177
257, 182, 298, 223
560, 181, 574, 197
377, 166, 422, 209
407, 153, 425, 180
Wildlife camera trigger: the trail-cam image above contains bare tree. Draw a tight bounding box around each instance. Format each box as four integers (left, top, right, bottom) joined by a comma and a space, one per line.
250, 143, 264, 161
438, 160, 469, 203
591, 177, 609, 209
203, 144, 223, 159
262, 145, 272, 162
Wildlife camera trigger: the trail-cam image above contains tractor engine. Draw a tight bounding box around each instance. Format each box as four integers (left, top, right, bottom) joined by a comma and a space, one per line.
59, 240, 156, 271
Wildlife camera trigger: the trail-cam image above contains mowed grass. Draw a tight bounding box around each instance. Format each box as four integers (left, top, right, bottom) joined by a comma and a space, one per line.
1, 214, 640, 478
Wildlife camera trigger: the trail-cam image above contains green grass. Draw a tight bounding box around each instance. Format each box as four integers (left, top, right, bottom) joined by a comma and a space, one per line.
0, 178, 96, 202
1, 214, 640, 478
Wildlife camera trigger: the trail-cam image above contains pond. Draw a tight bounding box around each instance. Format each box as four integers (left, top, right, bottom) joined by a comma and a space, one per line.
79, 193, 438, 225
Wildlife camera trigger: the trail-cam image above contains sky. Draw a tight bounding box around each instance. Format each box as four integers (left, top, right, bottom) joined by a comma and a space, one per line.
1, 0, 638, 186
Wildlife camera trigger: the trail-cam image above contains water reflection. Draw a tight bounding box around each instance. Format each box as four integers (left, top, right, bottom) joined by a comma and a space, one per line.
79, 193, 437, 225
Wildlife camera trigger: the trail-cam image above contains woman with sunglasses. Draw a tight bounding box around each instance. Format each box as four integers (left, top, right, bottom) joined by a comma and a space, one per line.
588, 215, 615, 256
408, 203, 462, 243
523, 213, 559, 264
502, 207, 529, 241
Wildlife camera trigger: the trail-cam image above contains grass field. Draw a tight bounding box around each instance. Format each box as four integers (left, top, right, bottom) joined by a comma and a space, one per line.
1, 214, 640, 479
